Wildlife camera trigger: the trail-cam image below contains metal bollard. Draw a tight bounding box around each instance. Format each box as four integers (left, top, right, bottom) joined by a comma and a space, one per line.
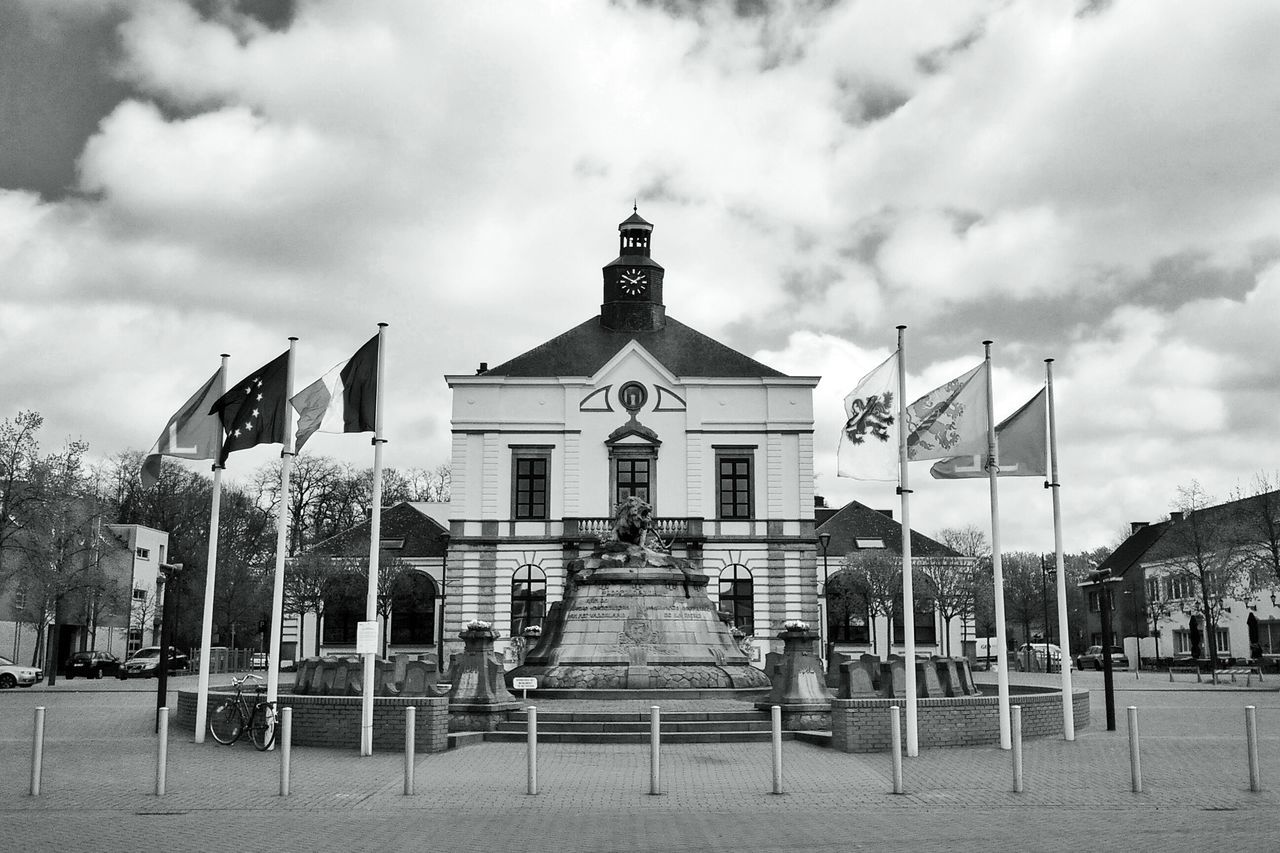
404, 706, 416, 796
30, 706, 45, 796
527, 706, 538, 795
1011, 705, 1023, 793
649, 705, 661, 795
890, 706, 903, 795
156, 707, 169, 796
280, 707, 292, 797
1127, 706, 1142, 793
771, 705, 784, 794
1246, 705, 1261, 793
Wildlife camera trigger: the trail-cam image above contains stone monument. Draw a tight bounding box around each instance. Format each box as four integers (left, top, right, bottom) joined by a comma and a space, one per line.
507, 497, 771, 692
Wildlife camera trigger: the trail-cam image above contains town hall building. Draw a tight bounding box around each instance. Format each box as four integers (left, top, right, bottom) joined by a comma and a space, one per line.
439, 209, 823, 663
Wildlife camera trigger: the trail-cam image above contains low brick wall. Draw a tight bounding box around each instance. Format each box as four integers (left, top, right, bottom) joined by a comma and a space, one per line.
176, 688, 450, 752
830, 688, 1090, 752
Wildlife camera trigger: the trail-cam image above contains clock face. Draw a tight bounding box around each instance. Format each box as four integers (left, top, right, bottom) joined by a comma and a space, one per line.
619, 267, 648, 296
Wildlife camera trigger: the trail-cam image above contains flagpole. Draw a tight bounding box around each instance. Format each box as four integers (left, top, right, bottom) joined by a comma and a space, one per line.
1045, 358, 1075, 740
266, 338, 297, 719
896, 324, 919, 757
984, 341, 1012, 750
361, 323, 388, 756
194, 353, 229, 743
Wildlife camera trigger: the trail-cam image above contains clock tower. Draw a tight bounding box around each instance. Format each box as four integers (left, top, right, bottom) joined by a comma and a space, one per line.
601, 207, 666, 332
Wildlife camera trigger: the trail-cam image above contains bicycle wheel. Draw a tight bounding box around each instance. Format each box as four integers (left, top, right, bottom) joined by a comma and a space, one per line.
209, 699, 245, 745
249, 704, 276, 751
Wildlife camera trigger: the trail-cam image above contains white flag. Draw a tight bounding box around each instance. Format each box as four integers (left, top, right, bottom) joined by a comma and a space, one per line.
837, 351, 900, 482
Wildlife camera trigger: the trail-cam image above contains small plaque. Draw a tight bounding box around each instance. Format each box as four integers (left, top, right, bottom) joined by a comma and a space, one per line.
512, 677, 538, 690
355, 620, 378, 655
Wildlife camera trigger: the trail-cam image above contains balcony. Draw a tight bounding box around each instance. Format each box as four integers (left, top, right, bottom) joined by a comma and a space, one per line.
563, 516, 704, 544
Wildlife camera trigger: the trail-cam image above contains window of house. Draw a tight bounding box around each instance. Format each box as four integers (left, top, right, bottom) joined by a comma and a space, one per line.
136, 547, 150, 559
1173, 629, 1192, 654
855, 538, 885, 549
1167, 575, 1194, 600
322, 574, 363, 645
13, 586, 26, 610
1214, 627, 1230, 656
1088, 591, 1100, 613
511, 448, 551, 520
511, 565, 547, 636
132, 588, 148, 601
128, 629, 142, 656
610, 445, 657, 509
1146, 578, 1160, 602
891, 610, 938, 645
715, 449, 754, 520
1259, 620, 1280, 655
389, 571, 436, 645
718, 564, 754, 634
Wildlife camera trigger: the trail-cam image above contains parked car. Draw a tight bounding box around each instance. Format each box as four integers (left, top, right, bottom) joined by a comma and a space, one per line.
118, 646, 190, 679
0, 655, 43, 688
1014, 642, 1064, 671
64, 650, 121, 679
1075, 645, 1129, 670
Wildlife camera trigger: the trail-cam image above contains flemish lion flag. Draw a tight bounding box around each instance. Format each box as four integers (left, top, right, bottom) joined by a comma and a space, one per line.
837, 350, 900, 482
209, 350, 290, 465
905, 361, 988, 462
291, 334, 379, 450
141, 369, 223, 489
930, 387, 1047, 479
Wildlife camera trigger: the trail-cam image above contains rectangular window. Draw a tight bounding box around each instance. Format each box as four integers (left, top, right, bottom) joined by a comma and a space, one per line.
13, 586, 26, 610
1167, 576, 1194, 600
615, 457, 651, 505
1173, 629, 1192, 654
511, 449, 551, 520
716, 453, 753, 520
1088, 591, 1100, 613
1146, 578, 1160, 602
1215, 627, 1229, 656
132, 588, 148, 601
136, 547, 150, 559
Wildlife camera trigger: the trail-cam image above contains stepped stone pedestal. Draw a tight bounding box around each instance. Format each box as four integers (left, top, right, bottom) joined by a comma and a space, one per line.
756, 627, 834, 730
448, 624, 520, 731
508, 498, 770, 694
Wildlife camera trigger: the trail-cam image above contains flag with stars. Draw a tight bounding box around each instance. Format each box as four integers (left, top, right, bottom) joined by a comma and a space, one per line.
210, 350, 290, 465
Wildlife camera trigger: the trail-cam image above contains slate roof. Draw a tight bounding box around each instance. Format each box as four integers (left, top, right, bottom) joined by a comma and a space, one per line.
306, 502, 448, 558
815, 500, 961, 559
1097, 521, 1169, 579
482, 315, 787, 378
1140, 489, 1280, 564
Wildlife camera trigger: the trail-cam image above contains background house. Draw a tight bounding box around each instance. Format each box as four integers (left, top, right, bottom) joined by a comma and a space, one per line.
815, 498, 975, 660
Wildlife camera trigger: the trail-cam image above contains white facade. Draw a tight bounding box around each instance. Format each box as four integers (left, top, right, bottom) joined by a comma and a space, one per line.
440, 213, 821, 664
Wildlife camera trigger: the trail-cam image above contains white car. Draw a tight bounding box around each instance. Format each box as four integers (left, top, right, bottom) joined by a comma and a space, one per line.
0, 655, 43, 688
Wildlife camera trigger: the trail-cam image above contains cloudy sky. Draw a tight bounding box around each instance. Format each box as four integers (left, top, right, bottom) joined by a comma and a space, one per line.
4, 0, 1280, 554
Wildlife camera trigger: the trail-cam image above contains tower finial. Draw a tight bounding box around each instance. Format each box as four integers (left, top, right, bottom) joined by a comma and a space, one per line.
633, 198, 637, 214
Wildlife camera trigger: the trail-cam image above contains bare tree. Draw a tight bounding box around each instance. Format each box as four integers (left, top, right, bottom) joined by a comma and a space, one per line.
1160, 481, 1253, 662
1232, 471, 1280, 592
919, 556, 976, 656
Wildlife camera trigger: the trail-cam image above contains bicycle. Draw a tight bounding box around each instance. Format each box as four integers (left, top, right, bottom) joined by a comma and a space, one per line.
208, 673, 276, 750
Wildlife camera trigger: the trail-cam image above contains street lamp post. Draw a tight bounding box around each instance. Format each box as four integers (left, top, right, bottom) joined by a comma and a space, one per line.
156, 562, 183, 733
818, 533, 832, 664
1080, 568, 1119, 731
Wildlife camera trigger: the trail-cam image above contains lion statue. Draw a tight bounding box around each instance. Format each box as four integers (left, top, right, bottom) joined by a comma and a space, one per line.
608, 496, 668, 552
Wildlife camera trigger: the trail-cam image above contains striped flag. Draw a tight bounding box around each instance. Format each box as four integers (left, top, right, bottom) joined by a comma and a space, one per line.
291, 334, 379, 450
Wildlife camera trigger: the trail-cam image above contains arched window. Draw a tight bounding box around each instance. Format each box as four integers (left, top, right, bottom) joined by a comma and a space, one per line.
390, 571, 437, 645
825, 568, 871, 644
718, 564, 754, 634
322, 573, 364, 645
511, 565, 547, 636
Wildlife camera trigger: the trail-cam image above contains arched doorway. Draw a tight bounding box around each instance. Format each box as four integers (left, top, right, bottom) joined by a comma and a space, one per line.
825, 568, 871, 647
390, 571, 437, 648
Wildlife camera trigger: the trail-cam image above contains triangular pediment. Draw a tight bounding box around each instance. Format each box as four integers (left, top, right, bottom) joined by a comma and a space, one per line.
589, 340, 679, 386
